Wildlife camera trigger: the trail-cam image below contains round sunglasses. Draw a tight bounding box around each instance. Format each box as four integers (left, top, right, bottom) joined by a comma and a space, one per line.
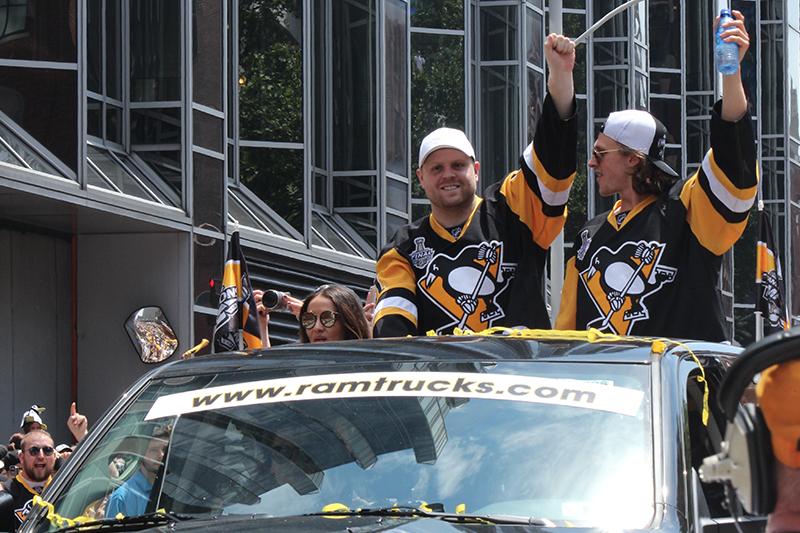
300, 310, 339, 330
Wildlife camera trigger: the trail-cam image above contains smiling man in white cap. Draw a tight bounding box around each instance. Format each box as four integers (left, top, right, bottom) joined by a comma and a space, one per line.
556, 12, 755, 341
373, 33, 577, 337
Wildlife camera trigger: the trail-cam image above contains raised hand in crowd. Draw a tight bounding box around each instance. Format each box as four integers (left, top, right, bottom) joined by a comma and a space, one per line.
67, 402, 88, 443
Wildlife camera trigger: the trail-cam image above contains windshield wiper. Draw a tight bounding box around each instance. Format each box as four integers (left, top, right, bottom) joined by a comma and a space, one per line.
50, 510, 194, 533
303, 506, 555, 526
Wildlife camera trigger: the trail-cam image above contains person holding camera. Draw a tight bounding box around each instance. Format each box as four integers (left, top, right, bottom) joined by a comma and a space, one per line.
254, 284, 371, 345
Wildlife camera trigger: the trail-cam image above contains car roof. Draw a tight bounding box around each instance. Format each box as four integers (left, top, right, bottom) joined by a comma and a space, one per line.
155, 333, 742, 378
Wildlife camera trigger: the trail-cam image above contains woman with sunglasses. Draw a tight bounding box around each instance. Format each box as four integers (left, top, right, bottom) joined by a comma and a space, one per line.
255, 284, 371, 345
298, 284, 371, 343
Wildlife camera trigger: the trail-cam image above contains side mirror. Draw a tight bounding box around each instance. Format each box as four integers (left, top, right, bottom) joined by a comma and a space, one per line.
125, 307, 179, 363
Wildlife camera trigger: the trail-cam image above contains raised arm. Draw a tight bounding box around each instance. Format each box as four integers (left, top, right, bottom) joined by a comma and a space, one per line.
544, 33, 576, 120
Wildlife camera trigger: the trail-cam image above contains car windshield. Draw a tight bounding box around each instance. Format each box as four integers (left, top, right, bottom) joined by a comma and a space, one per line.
36, 360, 654, 530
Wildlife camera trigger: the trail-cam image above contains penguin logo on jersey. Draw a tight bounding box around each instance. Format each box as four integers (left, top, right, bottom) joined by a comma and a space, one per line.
579, 240, 677, 335
418, 240, 515, 334
15, 499, 34, 524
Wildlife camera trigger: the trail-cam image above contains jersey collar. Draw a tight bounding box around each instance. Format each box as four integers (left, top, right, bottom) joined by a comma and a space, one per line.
429, 196, 483, 242
607, 195, 657, 230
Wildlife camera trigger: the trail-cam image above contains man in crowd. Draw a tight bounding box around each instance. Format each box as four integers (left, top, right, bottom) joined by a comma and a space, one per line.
756, 358, 800, 533
105, 427, 170, 518
0, 430, 56, 531
556, 11, 755, 342
373, 32, 577, 336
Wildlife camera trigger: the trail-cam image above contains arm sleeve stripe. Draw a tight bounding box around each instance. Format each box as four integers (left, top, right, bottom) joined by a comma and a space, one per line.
701, 152, 757, 213
523, 143, 574, 200
555, 256, 579, 330
680, 178, 749, 255
375, 295, 418, 322
500, 170, 568, 247
692, 171, 751, 224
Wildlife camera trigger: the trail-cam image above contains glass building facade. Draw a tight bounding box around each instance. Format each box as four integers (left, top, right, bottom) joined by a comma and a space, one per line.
0, 0, 797, 347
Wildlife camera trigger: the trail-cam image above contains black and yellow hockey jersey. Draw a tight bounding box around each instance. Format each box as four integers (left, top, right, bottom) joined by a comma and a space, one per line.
373, 94, 577, 337
556, 101, 757, 342
1, 474, 51, 532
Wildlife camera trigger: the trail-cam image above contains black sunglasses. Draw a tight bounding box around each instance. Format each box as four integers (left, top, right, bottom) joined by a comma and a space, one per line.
301, 310, 338, 329
26, 445, 55, 457
591, 147, 624, 162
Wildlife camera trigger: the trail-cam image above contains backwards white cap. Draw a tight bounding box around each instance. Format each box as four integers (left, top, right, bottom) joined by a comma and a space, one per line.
601, 109, 678, 177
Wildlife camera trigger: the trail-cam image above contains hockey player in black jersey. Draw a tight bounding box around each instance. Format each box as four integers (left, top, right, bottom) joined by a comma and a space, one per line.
556, 11, 755, 342
372, 32, 577, 337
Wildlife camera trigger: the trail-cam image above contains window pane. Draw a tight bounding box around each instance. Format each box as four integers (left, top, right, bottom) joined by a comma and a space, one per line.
137, 150, 183, 196
593, 40, 627, 66
193, 0, 223, 110
789, 29, 800, 140
314, 172, 328, 207
685, 0, 714, 91
313, 0, 327, 168
0, 0, 76, 62
791, 162, 800, 204
481, 66, 519, 189
593, 68, 628, 119
761, 23, 784, 135
411, 33, 464, 168
333, 174, 378, 256
239, 0, 303, 142
386, 177, 407, 212
410, 0, 463, 29
333, 0, 376, 171
650, 71, 680, 95
481, 6, 517, 61
106, 105, 123, 144
649, 98, 680, 145
107, 0, 122, 100
193, 152, 224, 230
87, 99, 102, 138
385, 0, 408, 177
686, 119, 710, 167
526, 68, 543, 142
592, 0, 627, 37
526, 7, 543, 67
87, 0, 102, 94
0, 120, 60, 175
0, 66, 77, 172
387, 213, 407, 238
649, 0, 680, 68
790, 205, 799, 317
565, 98, 588, 243
193, 110, 224, 153
761, 159, 785, 200
240, 147, 304, 234
131, 108, 182, 146
88, 146, 155, 200
130, 0, 182, 101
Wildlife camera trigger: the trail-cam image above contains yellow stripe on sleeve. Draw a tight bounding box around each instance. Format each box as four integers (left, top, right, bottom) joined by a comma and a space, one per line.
555, 256, 579, 330
501, 170, 569, 249
680, 177, 749, 256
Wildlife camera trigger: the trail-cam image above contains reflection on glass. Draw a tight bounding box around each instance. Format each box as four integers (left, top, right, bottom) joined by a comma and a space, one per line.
0, 67, 77, 172
130, 0, 181, 101
481, 6, 517, 61
649, 98, 680, 144
240, 147, 304, 235
649, 0, 679, 69
0, 0, 76, 62
333, 0, 376, 171
46, 361, 654, 529
686, 119, 710, 167
685, 0, 713, 92
239, 0, 303, 142
313, 0, 327, 168
480, 66, 519, 189
410, 0, 463, 29
760, 23, 784, 135
136, 151, 182, 196
87, 0, 102, 94
385, 0, 408, 176
193, 0, 223, 111
88, 145, 156, 200
526, 7, 543, 67
106, 106, 123, 144
131, 108, 182, 146
311, 211, 364, 257
592, 0, 627, 37
411, 33, 465, 168
593, 40, 627, 66
193, 110, 224, 153
107, 0, 122, 100
386, 177, 408, 213
788, 30, 800, 140
0, 119, 61, 175
565, 98, 588, 244
593, 68, 627, 120
193, 153, 224, 230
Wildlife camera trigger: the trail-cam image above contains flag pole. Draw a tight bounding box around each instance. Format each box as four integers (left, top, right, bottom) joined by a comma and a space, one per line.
754, 200, 764, 341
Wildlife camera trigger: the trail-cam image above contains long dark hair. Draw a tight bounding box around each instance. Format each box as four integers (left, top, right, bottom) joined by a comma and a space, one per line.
624, 149, 678, 196
298, 284, 371, 343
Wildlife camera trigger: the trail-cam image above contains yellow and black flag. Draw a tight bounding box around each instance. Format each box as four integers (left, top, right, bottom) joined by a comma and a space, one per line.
213, 231, 263, 352
756, 209, 790, 335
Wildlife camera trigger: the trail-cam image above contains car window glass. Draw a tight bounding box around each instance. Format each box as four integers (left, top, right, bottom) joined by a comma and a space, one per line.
35, 361, 654, 531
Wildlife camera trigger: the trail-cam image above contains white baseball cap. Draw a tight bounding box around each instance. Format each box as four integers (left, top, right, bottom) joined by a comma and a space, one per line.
601, 110, 679, 177
418, 127, 476, 167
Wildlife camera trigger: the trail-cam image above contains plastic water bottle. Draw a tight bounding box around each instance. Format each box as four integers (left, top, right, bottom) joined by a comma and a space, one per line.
715, 9, 739, 75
